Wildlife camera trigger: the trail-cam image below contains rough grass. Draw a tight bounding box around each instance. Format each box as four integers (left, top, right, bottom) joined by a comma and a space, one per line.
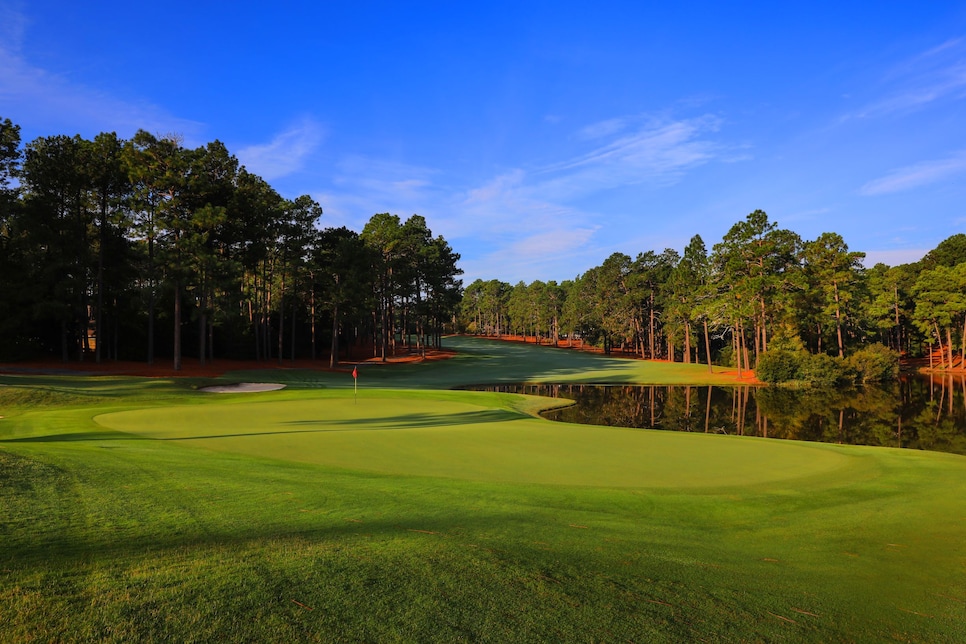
1, 336, 964, 642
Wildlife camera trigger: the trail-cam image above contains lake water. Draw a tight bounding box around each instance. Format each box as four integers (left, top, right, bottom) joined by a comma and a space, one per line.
466, 375, 966, 456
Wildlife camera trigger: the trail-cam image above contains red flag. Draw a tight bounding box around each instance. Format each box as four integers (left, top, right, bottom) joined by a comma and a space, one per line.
352, 366, 358, 379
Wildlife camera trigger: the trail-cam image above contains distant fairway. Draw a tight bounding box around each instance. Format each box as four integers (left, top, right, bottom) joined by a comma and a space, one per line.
2, 336, 965, 642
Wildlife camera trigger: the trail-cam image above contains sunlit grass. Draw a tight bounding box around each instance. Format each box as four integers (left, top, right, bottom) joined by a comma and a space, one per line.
1, 337, 964, 642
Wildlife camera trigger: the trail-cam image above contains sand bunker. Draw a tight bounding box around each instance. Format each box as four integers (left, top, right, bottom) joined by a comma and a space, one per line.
200, 383, 286, 393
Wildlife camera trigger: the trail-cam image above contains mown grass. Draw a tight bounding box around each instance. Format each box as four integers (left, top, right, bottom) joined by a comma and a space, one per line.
1, 336, 964, 642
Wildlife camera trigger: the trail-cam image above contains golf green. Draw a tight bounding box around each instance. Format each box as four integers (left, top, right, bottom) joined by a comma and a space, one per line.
95, 390, 852, 487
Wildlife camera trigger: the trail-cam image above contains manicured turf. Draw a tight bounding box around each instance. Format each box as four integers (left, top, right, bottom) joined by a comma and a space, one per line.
95, 391, 850, 488
1, 336, 965, 642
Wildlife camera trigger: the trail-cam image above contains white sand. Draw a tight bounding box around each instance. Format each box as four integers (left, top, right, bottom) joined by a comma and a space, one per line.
200, 383, 286, 393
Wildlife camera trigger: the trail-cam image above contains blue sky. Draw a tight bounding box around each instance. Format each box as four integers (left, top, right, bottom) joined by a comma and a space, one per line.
2, 2, 965, 283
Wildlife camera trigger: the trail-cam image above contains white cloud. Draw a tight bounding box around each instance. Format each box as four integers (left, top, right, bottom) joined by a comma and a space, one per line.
236, 118, 325, 181
859, 151, 966, 195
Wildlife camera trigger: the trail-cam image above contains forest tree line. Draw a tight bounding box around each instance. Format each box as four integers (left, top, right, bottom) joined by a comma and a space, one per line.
460, 210, 966, 381
0, 117, 463, 367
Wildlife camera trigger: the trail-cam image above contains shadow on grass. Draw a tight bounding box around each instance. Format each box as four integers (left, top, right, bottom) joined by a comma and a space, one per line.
163, 409, 521, 441
282, 409, 519, 429
0, 507, 551, 574
0, 431, 149, 443
0, 410, 521, 444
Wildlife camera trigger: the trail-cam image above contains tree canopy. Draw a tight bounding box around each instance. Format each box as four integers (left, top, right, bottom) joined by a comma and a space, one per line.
0, 118, 463, 366
459, 211, 964, 375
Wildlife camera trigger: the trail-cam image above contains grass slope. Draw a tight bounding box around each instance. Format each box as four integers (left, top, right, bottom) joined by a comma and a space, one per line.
1, 337, 964, 642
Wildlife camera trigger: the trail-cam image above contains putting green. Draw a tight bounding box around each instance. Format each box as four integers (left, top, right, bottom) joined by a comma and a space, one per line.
95, 390, 854, 487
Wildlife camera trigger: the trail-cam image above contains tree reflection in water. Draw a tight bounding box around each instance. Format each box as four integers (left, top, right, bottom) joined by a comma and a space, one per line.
466, 375, 966, 455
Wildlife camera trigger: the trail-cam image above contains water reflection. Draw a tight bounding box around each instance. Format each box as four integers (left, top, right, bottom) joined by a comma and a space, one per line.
465, 375, 966, 455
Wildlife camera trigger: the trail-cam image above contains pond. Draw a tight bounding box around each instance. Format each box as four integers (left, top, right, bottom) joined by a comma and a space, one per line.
466, 375, 966, 456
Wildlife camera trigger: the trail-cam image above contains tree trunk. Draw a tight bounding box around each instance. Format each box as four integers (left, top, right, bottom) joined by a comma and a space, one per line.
147, 231, 155, 365
291, 298, 297, 363
277, 270, 285, 365
760, 297, 768, 353
199, 307, 207, 366
947, 326, 954, 372
734, 324, 742, 380
249, 293, 259, 362
173, 281, 182, 371
893, 285, 901, 352
753, 321, 761, 368
961, 315, 965, 369
834, 281, 844, 358
704, 319, 713, 373
934, 322, 945, 369
684, 323, 691, 364
330, 302, 340, 368
95, 206, 105, 364
741, 323, 751, 376
310, 280, 316, 361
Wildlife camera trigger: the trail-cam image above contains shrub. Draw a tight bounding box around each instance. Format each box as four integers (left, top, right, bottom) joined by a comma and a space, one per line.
756, 348, 804, 384
756, 331, 810, 384
847, 344, 900, 383
800, 352, 852, 387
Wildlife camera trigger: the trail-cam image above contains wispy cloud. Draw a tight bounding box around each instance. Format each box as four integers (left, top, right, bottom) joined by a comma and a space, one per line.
315, 156, 443, 230
457, 115, 725, 216
459, 227, 602, 283
536, 116, 723, 199
445, 114, 728, 278
859, 151, 966, 195
849, 38, 966, 120
0, 7, 202, 140
316, 113, 729, 281
577, 117, 629, 140
236, 118, 325, 181
0, 2, 28, 51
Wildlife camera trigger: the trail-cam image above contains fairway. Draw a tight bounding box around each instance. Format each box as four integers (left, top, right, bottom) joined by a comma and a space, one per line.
3, 337, 966, 642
